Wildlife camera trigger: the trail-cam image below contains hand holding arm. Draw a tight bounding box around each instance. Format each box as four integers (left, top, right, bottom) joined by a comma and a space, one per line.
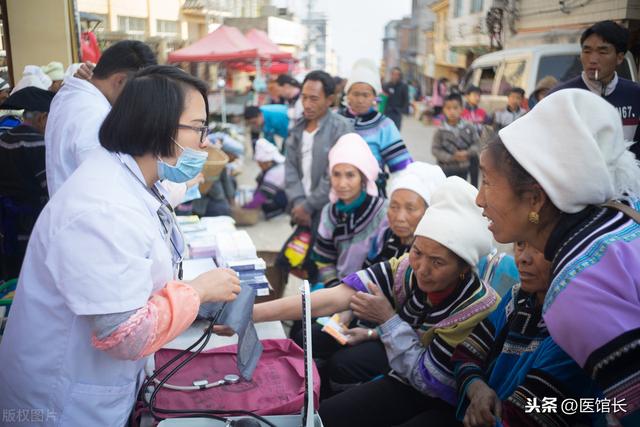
349, 282, 395, 324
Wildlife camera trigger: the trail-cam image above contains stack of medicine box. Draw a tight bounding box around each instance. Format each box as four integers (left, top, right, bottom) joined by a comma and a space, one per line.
215, 230, 270, 296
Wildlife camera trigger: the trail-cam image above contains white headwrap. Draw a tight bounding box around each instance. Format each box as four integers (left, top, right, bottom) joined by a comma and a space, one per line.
499, 88, 640, 214
389, 162, 446, 206
11, 65, 52, 95
345, 58, 382, 95
415, 176, 492, 269
254, 138, 285, 163
41, 61, 64, 81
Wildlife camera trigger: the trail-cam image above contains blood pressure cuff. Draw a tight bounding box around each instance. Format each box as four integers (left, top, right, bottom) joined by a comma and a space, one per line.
198, 285, 262, 380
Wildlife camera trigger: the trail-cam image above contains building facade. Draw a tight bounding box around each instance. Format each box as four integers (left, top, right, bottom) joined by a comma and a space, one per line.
77, 0, 271, 61
502, 0, 640, 53
430, 0, 467, 84
303, 12, 338, 75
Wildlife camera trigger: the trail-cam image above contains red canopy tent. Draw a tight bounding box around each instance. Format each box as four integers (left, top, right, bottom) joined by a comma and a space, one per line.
167, 25, 258, 63
244, 29, 292, 61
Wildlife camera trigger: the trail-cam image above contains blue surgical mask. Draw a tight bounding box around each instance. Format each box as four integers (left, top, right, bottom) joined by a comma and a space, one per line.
183, 184, 202, 203
158, 139, 208, 183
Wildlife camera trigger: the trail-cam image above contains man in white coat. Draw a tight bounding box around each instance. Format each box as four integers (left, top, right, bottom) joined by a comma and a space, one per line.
45, 40, 157, 196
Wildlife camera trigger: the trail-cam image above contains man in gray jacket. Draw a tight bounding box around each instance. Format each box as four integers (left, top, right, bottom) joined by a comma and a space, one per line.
285, 70, 353, 229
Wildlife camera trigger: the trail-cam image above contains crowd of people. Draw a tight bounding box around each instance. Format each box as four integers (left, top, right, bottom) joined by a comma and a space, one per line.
0, 19, 638, 427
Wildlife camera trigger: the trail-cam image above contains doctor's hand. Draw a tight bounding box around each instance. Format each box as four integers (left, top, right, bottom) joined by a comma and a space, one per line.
189, 268, 241, 303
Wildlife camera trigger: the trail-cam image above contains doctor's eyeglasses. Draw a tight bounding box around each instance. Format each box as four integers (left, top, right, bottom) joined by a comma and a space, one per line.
178, 124, 208, 141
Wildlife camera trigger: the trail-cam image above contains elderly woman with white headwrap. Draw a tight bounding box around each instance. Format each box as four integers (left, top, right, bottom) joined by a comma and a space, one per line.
255, 177, 500, 427
339, 58, 413, 195
476, 88, 640, 425
242, 138, 288, 218
365, 161, 445, 266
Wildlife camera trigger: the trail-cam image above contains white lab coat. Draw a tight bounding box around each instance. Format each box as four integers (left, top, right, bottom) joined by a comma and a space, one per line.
0, 148, 179, 426
45, 75, 111, 196
44, 75, 189, 204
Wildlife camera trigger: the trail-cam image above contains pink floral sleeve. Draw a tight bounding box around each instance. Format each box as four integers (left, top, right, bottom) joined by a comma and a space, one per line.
92, 281, 201, 360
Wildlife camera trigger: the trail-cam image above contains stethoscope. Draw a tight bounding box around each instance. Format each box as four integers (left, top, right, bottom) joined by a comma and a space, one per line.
115, 153, 185, 279
144, 358, 239, 391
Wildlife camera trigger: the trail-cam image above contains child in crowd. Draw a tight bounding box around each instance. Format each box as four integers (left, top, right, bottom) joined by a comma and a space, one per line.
431, 93, 480, 186
493, 87, 527, 130
527, 75, 558, 109
312, 133, 388, 288
242, 138, 288, 219
461, 85, 489, 134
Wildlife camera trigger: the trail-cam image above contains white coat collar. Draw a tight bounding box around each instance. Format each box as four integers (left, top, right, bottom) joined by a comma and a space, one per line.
114, 152, 168, 210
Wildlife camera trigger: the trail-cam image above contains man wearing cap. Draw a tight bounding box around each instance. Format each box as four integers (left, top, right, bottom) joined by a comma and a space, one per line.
0, 87, 55, 278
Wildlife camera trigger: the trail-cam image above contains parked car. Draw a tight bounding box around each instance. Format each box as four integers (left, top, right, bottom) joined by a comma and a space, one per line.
460, 44, 638, 113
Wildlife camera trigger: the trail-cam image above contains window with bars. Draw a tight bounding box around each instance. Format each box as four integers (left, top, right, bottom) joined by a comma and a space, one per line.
470, 0, 484, 13
453, 0, 463, 17
117, 16, 147, 38
157, 20, 178, 37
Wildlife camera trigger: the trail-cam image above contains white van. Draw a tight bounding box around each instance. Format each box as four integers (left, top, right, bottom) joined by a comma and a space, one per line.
461, 44, 638, 113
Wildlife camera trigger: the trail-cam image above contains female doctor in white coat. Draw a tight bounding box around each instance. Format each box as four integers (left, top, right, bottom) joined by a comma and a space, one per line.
0, 65, 241, 426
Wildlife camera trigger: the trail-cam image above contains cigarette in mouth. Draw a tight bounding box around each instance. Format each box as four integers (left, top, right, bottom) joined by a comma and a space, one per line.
595, 69, 599, 80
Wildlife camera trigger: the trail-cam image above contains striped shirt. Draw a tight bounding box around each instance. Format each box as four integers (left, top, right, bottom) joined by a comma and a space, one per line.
340, 108, 413, 193
343, 254, 500, 403
312, 193, 387, 287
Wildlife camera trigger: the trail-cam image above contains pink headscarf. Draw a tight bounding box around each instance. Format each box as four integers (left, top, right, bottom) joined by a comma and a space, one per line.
328, 133, 380, 203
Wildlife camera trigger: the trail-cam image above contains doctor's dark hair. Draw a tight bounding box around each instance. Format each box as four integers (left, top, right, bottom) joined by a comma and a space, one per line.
99, 65, 209, 158
92, 40, 157, 79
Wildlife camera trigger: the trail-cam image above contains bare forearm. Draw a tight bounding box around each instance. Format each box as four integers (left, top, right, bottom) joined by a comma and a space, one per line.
253, 285, 354, 322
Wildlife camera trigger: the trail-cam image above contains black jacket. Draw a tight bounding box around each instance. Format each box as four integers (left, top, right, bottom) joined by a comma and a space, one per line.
383, 81, 409, 115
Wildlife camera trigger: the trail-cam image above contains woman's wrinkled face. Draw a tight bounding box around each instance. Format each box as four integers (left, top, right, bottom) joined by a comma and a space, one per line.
409, 236, 468, 294
331, 163, 363, 204
514, 241, 551, 302
476, 150, 531, 244
347, 82, 376, 115
388, 189, 427, 242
